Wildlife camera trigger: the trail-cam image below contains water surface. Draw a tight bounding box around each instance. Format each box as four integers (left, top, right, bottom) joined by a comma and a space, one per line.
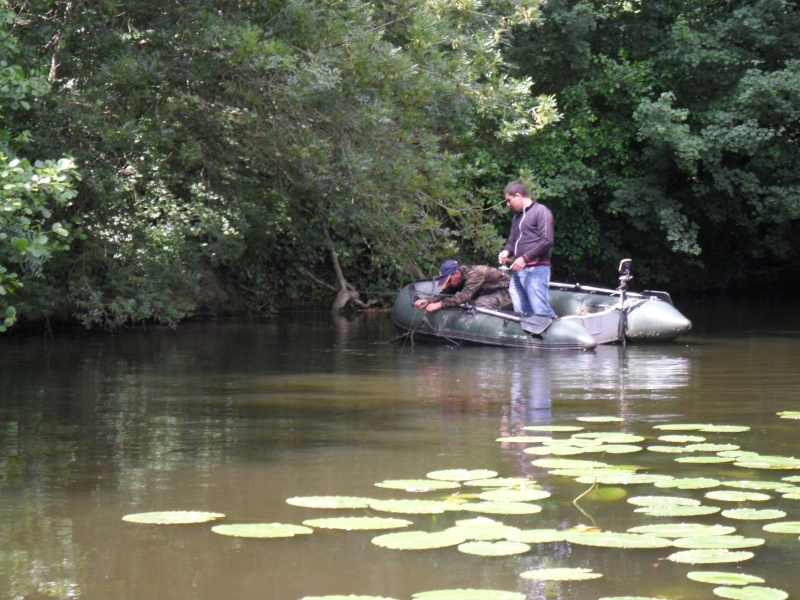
1, 293, 799, 600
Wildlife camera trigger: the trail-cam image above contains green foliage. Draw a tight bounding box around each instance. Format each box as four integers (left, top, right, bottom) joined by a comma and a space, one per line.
1, 7, 81, 330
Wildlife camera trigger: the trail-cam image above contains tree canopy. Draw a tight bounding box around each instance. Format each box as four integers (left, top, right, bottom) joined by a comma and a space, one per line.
1, 0, 798, 331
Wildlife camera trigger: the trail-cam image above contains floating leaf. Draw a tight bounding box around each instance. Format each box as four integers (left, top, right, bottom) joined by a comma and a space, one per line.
426, 469, 498, 481
572, 432, 645, 443
122, 511, 225, 524
576, 416, 624, 422
496, 435, 553, 443
699, 425, 750, 433
687, 572, 765, 586
211, 523, 313, 538
627, 495, 700, 507
478, 489, 551, 502
519, 567, 602, 581
777, 411, 800, 420
659, 434, 707, 443
372, 530, 467, 550
412, 589, 525, 600
531, 458, 608, 470
566, 531, 672, 549
463, 477, 536, 488
582, 486, 627, 501
302, 517, 412, 531
286, 496, 374, 509
598, 597, 665, 600
677, 456, 735, 464
628, 523, 737, 538
577, 473, 673, 486
705, 491, 772, 502
460, 501, 543, 515
762, 521, 800, 534
587, 444, 643, 454
672, 535, 765, 549
446, 518, 521, 541
647, 445, 692, 453
369, 499, 460, 514
733, 455, 800, 470
721, 508, 786, 521
522, 425, 584, 432
783, 475, 800, 482
458, 540, 530, 556
667, 549, 754, 564
655, 477, 721, 490
524, 445, 589, 456
653, 423, 708, 431
375, 479, 461, 492
634, 505, 721, 517
713, 586, 788, 600
302, 596, 400, 600
686, 443, 741, 452
721, 480, 788, 491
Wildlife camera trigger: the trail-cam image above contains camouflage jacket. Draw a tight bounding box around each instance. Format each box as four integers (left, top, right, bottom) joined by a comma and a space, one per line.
433, 265, 511, 309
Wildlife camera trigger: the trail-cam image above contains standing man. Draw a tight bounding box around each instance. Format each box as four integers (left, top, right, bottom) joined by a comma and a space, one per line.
498, 180, 556, 317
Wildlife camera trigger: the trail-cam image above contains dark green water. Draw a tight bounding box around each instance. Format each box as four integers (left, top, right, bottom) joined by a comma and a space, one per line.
1, 292, 799, 600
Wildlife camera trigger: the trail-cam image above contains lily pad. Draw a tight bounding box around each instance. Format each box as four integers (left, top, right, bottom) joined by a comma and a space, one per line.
522, 425, 584, 432
375, 479, 461, 492
302, 517, 412, 530
413, 590, 525, 600
572, 432, 645, 443
369, 499, 460, 514
460, 501, 543, 515
457, 540, 530, 556
713, 586, 788, 600
122, 511, 225, 524
762, 521, 800, 534
575, 473, 672, 486
627, 495, 700, 507
586, 444, 643, 454
446, 518, 521, 541
477, 488, 551, 502
576, 416, 624, 422
301, 596, 400, 600
566, 531, 672, 549
676, 456, 735, 464
531, 457, 609, 470
655, 477, 721, 489
628, 523, 737, 538
426, 469, 498, 481
524, 445, 589, 456
777, 411, 800, 420
211, 523, 313, 538
647, 445, 692, 453
734, 455, 800, 470
659, 434, 707, 443
667, 549, 754, 564
687, 572, 765, 585
721, 508, 786, 520
496, 435, 553, 443
372, 530, 467, 550
286, 496, 374, 509
463, 477, 536, 488
671, 535, 765, 549
721, 480, 788, 491
519, 567, 602, 581
653, 423, 708, 431
705, 491, 772, 502
634, 505, 721, 517
686, 443, 741, 452
582, 486, 628, 501
699, 425, 750, 433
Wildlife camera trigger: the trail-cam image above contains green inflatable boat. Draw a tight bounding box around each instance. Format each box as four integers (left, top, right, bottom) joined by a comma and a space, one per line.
391, 259, 691, 347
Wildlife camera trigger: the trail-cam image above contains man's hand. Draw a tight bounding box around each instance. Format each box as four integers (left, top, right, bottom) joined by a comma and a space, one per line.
425, 302, 443, 312
498, 250, 509, 264
413, 299, 430, 310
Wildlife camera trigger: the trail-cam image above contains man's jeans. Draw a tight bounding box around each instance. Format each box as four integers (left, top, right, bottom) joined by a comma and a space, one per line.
510, 265, 556, 316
